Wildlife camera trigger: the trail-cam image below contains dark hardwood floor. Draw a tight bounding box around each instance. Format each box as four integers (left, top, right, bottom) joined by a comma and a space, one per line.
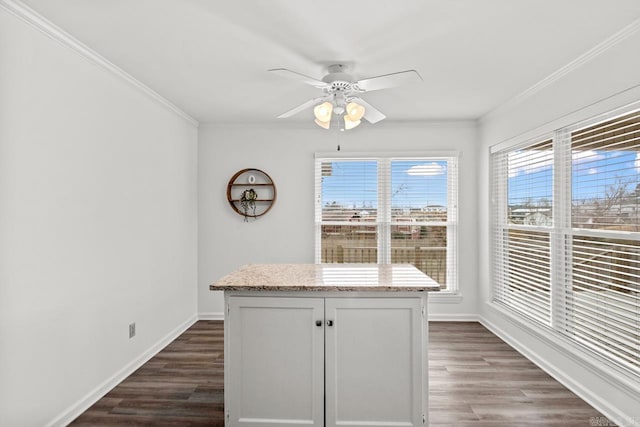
71, 321, 224, 426
428, 322, 605, 426
71, 321, 608, 426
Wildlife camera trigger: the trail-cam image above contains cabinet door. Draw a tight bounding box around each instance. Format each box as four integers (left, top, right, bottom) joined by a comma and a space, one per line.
227, 297, 324, 427
325, 298, 424, 427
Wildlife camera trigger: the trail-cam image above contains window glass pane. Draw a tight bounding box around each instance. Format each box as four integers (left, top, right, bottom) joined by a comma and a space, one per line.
568, 235, 640, 371
391, 225, 446, 288
498, 229, 552, 324
571, 110, 640, 231
321, 160, 377, 222
492, 107, 640, 377
507, 139, 553, 225
316, 156, 457, 292
391, 160, 447, 222
320, 225, 377, 264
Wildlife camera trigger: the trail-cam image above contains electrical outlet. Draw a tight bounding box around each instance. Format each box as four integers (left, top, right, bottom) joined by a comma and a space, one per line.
129, 322, 136, 338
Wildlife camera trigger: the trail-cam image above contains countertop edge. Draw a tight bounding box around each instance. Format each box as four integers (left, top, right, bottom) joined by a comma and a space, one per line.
209, 263, 441, 293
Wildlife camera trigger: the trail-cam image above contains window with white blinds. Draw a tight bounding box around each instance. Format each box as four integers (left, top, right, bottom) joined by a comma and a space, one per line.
567, 110, 640, 373
492, 106, 640, 376
317, 160, 379, 264
492, 139, 553, 325
315, 155, 458, 291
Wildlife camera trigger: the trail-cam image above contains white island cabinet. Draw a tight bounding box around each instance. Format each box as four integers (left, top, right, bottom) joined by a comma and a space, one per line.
211, 264, 440, 427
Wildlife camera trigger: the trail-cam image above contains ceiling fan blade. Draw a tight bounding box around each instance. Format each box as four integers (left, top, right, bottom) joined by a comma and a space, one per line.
356, 70, 423, 92
277, 97, 326, 118
268, 68, 329, 89
351, 97, 386, 124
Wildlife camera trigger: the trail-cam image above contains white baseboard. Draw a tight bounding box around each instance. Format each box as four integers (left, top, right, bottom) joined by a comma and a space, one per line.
47, 314, 198, 427
199, 312, 224, 320
428, 313, 479, 322
199, 310, 478, 323
197, 311, 479, 322
479, 309, 639, 427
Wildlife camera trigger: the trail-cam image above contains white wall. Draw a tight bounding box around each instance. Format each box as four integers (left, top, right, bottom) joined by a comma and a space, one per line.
198, 122, 478, 319
0, 8, 198, 426
478, 28, 640, 425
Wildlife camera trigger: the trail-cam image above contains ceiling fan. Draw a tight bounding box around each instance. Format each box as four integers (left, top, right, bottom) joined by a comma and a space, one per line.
268, 64, 422, 130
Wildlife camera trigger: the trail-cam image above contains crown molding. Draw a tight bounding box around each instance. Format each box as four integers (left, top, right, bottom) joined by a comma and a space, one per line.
0, 0, 199, 127
481, 17, 640, 124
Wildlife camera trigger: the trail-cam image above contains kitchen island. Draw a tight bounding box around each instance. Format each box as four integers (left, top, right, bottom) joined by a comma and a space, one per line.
211, 263, 440, 427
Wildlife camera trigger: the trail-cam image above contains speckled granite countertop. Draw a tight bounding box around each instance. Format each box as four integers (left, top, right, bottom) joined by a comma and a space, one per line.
210, 264, 440, 292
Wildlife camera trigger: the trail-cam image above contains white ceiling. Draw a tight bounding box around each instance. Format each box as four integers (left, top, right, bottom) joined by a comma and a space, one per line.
19, 0, 640, 124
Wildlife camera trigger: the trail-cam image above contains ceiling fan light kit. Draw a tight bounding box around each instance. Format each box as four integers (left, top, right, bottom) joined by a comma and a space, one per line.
344, 117, 361, 130
314, 101, 333, 122
314, 118, 331, 129
269, 64, 422, 131
346, 102, 365, 121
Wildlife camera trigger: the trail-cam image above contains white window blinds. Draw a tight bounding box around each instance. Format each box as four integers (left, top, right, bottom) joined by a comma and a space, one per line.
492, 106, 640, 376
571, 110, 640, 231
390, 160, 456, 288
568, 235, 640, 371
566, 110, 640, 373
317, 160, 379, 264
492, 139, 553, 325
316, 155, 458, 291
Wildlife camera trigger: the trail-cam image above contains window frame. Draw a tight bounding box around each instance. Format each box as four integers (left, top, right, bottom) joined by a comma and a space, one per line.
314, 152, 459, 293
491, 104, 640, 378
491, 136, 555, 325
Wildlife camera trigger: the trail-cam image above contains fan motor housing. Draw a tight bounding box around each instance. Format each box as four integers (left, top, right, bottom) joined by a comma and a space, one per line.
328, 80, 352, 91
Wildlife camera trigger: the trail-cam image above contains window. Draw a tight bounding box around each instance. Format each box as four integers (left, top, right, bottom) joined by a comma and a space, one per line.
567, 110, 640, 373
315, 154, 458, 291
492, 107, 640, 376
492, 139, 553, 325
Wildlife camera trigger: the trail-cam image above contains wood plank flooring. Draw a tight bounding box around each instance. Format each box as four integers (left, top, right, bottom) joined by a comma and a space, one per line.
71, 321, 224, 426
71, 321, 608, 426
428, 322, 605, 426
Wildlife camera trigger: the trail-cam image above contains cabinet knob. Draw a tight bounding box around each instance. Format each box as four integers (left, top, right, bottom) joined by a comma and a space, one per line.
315, 320, 322, 327
326, 320, 334, 327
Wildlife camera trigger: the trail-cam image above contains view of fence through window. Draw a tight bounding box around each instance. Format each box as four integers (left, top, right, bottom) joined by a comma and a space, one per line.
317, 158, 454, 289
496, 108, 640, 374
